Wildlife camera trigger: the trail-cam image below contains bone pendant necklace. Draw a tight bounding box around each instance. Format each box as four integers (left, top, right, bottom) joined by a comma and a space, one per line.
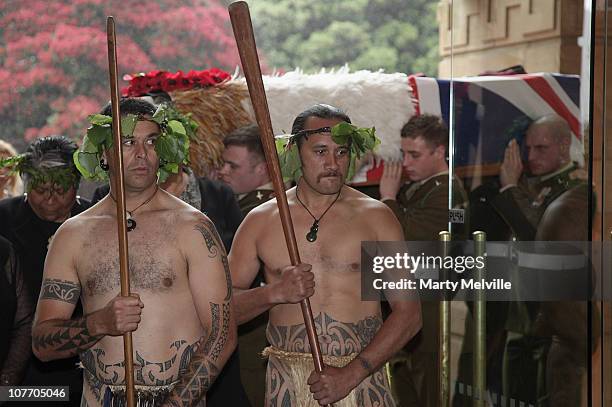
296, 186, 341, 242
110, 186, 158, 232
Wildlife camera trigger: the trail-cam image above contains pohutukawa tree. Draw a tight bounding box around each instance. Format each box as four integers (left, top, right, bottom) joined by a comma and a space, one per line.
0, 0, 240, 150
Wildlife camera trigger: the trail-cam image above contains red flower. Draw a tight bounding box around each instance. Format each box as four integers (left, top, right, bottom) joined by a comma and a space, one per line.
122, 68, 231, 96
208, 67, 230, 83
145, 70, 164, 78
160, 77, 179, 92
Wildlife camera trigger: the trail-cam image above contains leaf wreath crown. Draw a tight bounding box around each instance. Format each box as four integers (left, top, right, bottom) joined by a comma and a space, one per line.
0, 154, 79, 192
74, 103, 198, 182
274, 121, 380, 182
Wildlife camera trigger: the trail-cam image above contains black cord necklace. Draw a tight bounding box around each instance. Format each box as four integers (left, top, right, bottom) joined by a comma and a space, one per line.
109, 186, 158, 232
295, 185, 341, 242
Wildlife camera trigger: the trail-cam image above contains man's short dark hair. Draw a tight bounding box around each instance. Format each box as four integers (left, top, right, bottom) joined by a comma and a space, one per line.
25, 136, 78, 168
223, 124, 264, 161
23, 136, 81, 181
401, 114, 448, 152
100, 98, 156, 117
291, 104, 351, 148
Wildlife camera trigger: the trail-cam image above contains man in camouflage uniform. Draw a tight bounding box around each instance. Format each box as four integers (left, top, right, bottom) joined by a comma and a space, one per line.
379, 114, 468, 407
219, 124, 274, 406
469, 114, 586, 406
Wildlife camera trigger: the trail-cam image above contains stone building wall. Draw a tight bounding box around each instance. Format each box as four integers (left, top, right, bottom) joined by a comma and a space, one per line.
436, 0, 583, 77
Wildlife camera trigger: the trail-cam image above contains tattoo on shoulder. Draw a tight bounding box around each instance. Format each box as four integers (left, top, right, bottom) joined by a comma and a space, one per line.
40, 278, 81, 304
194, 219, 232, 301
194, 219, 224, 258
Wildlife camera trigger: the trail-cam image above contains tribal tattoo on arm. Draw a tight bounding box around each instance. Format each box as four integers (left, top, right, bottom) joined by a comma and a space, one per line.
33, 278, 102, 359
355, 354, 373, 374
32, 315, 103, 358
164, 220, 233, 406
194, 219, 232, 301
40, 278, 81, 304
164, 302, 230, 406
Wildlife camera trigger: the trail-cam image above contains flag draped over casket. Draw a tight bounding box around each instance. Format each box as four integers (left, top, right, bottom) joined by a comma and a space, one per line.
406, 73, 582, 178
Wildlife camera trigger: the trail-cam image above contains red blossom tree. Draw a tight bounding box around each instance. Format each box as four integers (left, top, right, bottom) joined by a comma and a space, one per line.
0, 0, 241, 151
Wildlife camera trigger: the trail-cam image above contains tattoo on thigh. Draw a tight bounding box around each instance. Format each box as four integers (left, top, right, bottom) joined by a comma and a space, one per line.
356, 388, 365, 405
266, 356, 293, 407
364, 369, 396, 406
40, 278, 81, 304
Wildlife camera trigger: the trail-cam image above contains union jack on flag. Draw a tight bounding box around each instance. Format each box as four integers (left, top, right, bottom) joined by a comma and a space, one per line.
358, 72, 582, 183
408, 73, 582, 170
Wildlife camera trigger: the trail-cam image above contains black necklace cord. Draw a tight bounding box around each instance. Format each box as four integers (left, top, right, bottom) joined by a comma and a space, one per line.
109, 185, 159, 232
295, 184, 342, 242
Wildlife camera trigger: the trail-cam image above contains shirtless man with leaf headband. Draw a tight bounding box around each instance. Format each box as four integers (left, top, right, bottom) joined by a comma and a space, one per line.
230, 104, 422, 406
32, 98, 236, 407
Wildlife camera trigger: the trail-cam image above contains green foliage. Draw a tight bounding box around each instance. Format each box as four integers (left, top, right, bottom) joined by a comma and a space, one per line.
249, 0, 438, 75
275, 122, 380, 182
75, 113, 141, 181
0, 154, 79, 192
275, 135, 303, 183
24, 167, 80, 193
74, 104, 197, 182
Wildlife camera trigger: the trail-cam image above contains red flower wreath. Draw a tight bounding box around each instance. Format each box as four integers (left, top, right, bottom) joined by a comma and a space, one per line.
122, 68, 231, 97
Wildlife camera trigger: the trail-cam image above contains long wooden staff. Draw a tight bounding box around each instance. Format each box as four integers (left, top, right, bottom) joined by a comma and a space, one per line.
106, 16, 136, 407
228, 0, 327, 378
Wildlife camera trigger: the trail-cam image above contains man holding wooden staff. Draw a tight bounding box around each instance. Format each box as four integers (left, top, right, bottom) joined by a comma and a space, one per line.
32, 98, 237, 407
230, 103, 422, 406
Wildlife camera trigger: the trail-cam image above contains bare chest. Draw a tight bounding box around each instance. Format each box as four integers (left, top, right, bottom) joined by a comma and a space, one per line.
77, 227, 184, 298
258, 213, 370, 275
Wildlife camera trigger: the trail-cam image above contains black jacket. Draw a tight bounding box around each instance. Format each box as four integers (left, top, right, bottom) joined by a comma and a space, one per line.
0, 196, 91, 304
0, 235, 32, 385
0, 195, 90, 405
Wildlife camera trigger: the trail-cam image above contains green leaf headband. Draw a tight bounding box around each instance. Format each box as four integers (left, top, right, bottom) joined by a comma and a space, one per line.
274, 121, 380, 182
73, 103, 198, 182
0, 154, 80, 193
